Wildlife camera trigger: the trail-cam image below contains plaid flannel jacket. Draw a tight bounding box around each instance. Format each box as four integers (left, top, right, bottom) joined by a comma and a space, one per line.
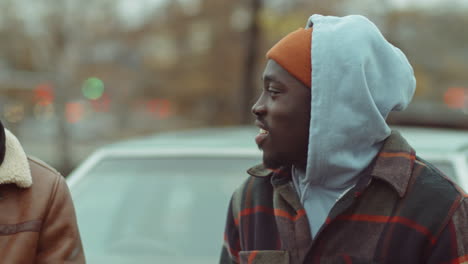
220, 131, 468, 264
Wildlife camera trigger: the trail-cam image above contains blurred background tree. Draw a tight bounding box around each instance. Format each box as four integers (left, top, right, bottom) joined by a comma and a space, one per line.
0, 0, 467, 174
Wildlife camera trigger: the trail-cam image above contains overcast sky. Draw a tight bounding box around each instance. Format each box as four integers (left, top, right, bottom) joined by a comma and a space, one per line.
4, 0, 467, 33
391, 0, 468, 8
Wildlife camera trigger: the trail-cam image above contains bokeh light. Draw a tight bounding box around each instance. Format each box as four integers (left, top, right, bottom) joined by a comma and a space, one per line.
146, 98, 173, 119
82, 77, 105, 100
3, 103, 25, 123
66, 101, 86, 123
444, 87, 467, 109
34, 83, 54, 106
90, 92, 111, 112
34, 103, 55, 120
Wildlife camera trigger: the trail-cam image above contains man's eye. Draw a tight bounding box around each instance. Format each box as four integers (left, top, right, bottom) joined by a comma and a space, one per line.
267, 88, 280, 96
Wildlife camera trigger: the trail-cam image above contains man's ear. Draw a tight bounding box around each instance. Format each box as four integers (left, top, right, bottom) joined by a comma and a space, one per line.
0, 121, 5, 165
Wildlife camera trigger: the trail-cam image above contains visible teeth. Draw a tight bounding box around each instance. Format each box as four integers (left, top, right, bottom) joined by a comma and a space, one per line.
260, 129, 268, 134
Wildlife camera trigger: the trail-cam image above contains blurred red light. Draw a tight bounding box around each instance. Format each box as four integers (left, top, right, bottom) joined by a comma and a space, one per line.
34, 83, 54, 106
145, 98, 173, 119
444, 87, 467, 109
66, 102, 85, 123
91, 93, 111, 112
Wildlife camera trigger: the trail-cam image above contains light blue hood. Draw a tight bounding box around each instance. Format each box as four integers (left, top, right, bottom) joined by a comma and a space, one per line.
293, 15, 416, 238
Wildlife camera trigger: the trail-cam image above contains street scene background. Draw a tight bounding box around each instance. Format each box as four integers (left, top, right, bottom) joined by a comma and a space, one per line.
1, 0, 467, 174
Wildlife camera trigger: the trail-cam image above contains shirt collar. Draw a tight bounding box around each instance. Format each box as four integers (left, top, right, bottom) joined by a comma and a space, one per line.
247, 163, 273, 177
369, 130, 415, 197
247, 163, 292, 186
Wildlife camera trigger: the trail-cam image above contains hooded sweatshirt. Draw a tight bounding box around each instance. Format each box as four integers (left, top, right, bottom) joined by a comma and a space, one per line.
293, 15, 416, 238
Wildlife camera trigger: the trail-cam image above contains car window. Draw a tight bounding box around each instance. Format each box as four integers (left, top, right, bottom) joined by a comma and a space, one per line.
71, 156, 259, 261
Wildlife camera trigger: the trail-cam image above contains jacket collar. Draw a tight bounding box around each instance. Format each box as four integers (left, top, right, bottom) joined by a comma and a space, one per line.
247, 164, 273, 177
247, 130, 415, 198
0, 129, 32, 188
247, 163, 293, 186
369, 130, 415, 197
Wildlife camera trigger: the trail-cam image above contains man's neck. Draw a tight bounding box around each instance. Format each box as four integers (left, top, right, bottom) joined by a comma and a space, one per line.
293, 162, 307, 173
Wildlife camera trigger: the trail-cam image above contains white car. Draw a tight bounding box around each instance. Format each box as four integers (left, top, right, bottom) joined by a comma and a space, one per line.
68, 127, 261, 264
395, 126, 468, 190
67, 126, 467, 263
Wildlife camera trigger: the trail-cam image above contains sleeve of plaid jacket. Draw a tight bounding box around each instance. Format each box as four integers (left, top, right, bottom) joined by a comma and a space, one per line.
426, 197, 468, 264
220, 192, 242, 264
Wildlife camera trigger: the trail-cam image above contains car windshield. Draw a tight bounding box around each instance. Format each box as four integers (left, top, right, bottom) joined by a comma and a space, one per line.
71, 156, 258, 262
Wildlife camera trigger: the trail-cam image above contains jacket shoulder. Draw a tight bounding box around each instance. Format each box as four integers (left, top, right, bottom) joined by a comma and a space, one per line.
412, 156, 465, 198
27, 156, 63, 186
401, 156, 465, 237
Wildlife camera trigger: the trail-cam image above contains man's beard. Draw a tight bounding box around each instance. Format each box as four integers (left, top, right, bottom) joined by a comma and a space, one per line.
262, 152, 291, 169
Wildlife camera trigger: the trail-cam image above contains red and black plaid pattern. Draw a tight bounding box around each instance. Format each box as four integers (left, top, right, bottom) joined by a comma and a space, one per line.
220, 131, 468, 264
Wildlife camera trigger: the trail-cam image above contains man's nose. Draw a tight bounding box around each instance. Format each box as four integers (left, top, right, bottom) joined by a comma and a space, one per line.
251, 97, 266, 117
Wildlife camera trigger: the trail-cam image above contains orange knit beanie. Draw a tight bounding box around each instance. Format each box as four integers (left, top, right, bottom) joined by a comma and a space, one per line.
266, 27, 313, 88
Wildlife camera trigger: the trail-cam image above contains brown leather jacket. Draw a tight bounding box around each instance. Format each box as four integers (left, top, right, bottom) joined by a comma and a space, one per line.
0, 129, 85, 263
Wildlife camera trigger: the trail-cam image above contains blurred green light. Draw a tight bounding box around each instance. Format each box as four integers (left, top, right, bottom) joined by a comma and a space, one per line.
82, 77, 104, 100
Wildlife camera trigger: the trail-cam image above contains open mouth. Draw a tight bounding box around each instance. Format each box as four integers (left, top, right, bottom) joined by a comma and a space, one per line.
255, 128, 269, 146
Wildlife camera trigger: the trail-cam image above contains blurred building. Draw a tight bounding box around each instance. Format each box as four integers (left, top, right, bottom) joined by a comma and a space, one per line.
0, 0, 467, 173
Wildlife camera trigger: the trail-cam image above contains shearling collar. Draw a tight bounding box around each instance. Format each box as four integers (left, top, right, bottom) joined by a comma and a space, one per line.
0, 129, 32, 188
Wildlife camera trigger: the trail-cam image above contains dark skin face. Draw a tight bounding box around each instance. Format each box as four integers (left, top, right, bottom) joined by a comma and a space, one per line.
252, 59, 311, 171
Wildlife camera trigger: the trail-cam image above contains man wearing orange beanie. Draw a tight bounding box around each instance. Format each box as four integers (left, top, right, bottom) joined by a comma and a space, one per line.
220, 15, 467, 264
